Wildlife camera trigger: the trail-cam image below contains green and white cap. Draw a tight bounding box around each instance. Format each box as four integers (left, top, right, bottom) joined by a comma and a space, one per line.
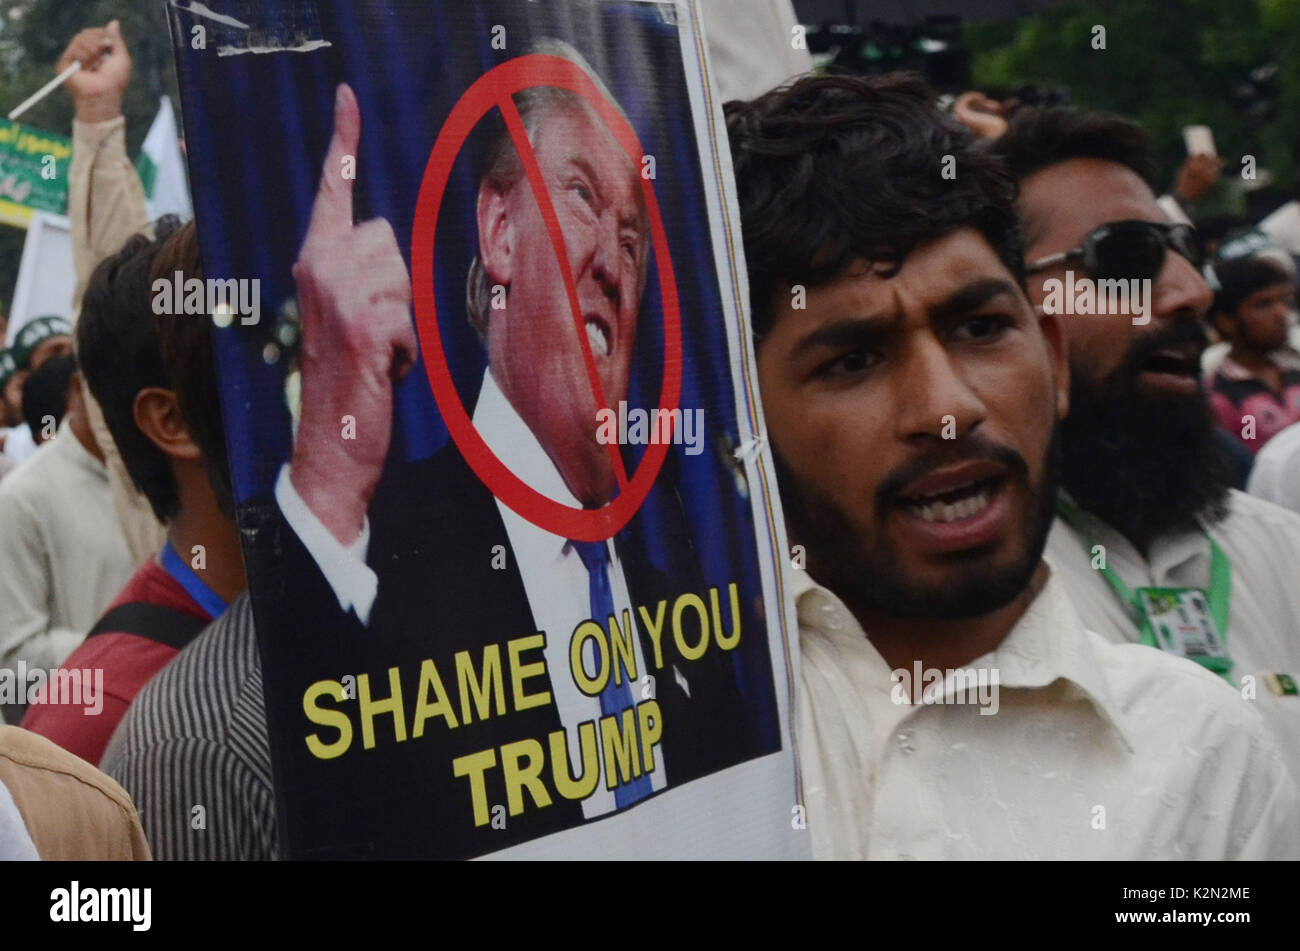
12, 315, 72, 368
0, 348, 18, 390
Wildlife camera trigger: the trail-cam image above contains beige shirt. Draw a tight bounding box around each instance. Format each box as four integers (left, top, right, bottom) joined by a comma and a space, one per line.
69, 115, 151, 311
68, 114, 166, 566
0, 725, 150, 860
795, 562, 1300, 859
1047, 489, 1300, 786
0, 421, 136, 677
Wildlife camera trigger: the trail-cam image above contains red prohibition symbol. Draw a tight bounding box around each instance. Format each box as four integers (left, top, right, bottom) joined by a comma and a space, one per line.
412, 54, 683, 542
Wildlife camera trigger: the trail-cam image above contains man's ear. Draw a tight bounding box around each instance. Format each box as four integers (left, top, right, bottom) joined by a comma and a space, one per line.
133, 387, 201, 462
1038, 307, 1070, 421
476, 182, 514, 288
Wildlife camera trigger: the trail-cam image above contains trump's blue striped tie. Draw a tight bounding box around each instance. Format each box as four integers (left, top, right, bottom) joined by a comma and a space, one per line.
570, 539, 654, 807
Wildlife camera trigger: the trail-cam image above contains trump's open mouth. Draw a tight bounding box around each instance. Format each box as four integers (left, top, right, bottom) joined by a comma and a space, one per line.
585, 312, 612, 358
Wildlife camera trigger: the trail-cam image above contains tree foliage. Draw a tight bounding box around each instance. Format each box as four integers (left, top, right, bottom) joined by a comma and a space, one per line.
0, 0, 181, 311
966, 0, 1299, 211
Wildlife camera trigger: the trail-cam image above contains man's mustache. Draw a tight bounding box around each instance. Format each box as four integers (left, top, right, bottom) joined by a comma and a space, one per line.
1119, 311, 1209, 378
876, 436, 1030, 516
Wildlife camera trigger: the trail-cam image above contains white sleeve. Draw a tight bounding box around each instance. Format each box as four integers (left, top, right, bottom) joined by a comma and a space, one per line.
1232, 753, 1300, 860
1157, 194, 1193, 226
0, 778, 38, 861
273, 464, 378, 626
0, 488, 85, 673
1246, 432, 1300, 514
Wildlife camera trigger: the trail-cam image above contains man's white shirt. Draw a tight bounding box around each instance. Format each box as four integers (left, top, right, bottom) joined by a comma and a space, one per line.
795, 560, 1300, 859
0, 776, 38, 860
699, 0, 811, 103
1, 423, 37, 466
1247, 420, 1300, 514
277, 371, 665, 818
0, 419, 135, 678
1047, 489, 1300, 787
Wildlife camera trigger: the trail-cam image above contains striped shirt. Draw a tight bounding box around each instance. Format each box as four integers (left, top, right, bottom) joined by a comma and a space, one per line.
101, 592, 278, 860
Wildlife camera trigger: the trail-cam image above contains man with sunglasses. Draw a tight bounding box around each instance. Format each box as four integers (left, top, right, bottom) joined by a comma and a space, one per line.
1026, 219, 1200, 327
995, 109, 1300, 788
726, 74, 1297, 858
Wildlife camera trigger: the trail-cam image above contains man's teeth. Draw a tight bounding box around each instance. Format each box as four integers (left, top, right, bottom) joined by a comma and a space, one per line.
904, 486, 992, 523
585, 320, 610, 357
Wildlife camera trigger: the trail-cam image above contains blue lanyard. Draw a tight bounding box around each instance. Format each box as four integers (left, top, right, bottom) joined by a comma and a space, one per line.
160, 540, 227, 619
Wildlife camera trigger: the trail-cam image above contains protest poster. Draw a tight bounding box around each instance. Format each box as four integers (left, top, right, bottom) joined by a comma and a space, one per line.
0, 119, 71, 229
168, 0, 804, 859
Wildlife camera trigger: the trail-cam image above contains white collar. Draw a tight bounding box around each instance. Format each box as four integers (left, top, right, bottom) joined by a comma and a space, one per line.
473, 369, 582, 509
473, 370, 583, 559
791, 560, 1136, 751
53, 417, 106, 479
1056, 489, 1211, 584
1217, 348, 1300, 380
975, 562, 1135, 751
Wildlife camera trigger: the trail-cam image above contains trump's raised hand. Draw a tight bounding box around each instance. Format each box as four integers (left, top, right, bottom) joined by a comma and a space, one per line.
289, 83, 417, 546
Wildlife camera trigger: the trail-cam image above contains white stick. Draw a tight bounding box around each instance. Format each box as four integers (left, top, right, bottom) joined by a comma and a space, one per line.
7, 61, 82, 122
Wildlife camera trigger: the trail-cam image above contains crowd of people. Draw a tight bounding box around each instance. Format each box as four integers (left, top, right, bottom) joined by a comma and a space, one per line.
3, 4, 1300, 861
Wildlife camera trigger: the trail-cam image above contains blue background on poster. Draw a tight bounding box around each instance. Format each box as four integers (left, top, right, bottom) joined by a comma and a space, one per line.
171, 0, 777, 744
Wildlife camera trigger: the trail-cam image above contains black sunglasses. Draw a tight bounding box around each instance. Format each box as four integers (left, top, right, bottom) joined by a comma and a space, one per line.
1025, 220, 1201, 282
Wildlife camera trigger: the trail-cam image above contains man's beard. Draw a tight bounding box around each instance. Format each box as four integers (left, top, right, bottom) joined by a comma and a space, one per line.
1060, 317, 1232, 545
775, 427, 1061, 621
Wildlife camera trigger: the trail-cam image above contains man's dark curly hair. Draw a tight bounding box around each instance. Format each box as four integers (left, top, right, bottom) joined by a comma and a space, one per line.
1209, 254, 1292, 320
991, 106, 1159, 190
725, 72, 1024, 342
990, 107, 1160, 247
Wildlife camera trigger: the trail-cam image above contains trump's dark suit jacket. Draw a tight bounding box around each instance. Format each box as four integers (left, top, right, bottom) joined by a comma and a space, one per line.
241, 440, 768, 859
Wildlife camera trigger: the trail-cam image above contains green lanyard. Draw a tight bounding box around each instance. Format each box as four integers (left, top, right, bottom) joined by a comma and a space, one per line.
1055, 499, 1232, 646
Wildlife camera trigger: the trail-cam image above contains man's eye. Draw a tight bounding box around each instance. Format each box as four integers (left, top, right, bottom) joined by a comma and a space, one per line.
818, 348, 879, 379
953, 315, 1012, 342
622, 239, 638, 261
570, 181, 595, 207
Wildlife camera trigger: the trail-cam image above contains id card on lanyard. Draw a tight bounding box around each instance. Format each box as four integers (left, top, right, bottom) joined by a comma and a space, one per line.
1057, 500, 1234, 680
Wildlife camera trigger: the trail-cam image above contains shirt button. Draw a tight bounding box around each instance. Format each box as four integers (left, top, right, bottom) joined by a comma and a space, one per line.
896, 730, 915, 754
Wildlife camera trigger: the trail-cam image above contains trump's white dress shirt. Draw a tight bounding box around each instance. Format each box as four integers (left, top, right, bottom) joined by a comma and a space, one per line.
795, 561, 1300, 859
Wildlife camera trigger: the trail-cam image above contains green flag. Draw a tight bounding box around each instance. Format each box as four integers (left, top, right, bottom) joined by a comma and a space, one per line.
0, 118, 72, 229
